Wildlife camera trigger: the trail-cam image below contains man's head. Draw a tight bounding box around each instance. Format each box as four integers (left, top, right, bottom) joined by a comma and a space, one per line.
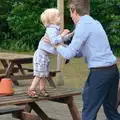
68, 0, 90, 24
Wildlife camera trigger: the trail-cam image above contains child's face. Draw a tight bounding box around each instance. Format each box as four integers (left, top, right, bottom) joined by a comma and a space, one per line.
55, 13, 61, 25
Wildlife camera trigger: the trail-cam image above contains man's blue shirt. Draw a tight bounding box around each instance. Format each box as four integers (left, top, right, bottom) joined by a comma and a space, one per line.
57, 15, 116, 68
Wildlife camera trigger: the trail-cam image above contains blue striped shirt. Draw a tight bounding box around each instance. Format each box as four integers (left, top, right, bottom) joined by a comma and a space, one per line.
57, 15, 116, 68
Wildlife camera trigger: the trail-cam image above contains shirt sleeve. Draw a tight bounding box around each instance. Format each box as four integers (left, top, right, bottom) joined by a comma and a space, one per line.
63, 33, 73, 42
46, 27, 63, 45
57, 24, 88, 59
75, 50, 83, 58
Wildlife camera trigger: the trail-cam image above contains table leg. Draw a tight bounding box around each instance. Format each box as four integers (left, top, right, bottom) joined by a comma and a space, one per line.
28, 102, 50, 120
24, 104, 32, 113
17, 64, 26, 75
47, 77, 56, 88
67, 96, 81, 120
5, 61, 19, 85
0, 60, 8, 69
52, 96, 81, 120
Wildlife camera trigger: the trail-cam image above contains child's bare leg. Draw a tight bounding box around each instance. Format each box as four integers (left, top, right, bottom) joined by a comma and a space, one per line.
28, 76, 40, 98
39, 77, 49, 97
39, 77, 46, 90
30, 76, 40, 90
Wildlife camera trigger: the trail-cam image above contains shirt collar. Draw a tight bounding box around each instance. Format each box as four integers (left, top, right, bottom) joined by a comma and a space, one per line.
77, 15, 94, 25
47, 24, 60, 30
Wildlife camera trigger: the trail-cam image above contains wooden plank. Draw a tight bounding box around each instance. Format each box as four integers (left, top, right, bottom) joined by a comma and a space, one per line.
0, 91, 80, 105
22, 112, 57, 120
0, 105, 24, 115
22, 112, 41, 120
0, 87, 81, 106
11, 59, 32, 64
0, 71, 60, 80
0, 52, 33, 60
0, 68, 18, 74
0, 74, 33, 80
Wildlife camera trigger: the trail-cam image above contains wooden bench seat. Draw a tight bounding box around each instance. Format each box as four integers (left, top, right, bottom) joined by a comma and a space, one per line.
0, 105, 24, 119
0, 105, 24, 115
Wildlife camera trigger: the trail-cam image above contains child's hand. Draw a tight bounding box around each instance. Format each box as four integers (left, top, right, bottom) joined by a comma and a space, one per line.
61, 29, 70, 37
63, 29, 70, 34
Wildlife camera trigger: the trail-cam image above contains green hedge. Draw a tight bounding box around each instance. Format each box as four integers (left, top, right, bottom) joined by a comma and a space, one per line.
0, 0, 120, 54
90, 0, 120, 55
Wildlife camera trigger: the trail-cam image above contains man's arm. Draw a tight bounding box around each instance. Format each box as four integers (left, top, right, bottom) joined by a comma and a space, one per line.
56, 24, 88, 59
75, 50, 83, 58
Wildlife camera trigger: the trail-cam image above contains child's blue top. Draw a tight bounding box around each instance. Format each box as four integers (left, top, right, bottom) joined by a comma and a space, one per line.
38, 24, 62, 55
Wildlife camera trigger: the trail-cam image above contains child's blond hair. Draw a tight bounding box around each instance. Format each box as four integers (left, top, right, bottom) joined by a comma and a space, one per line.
40, 8, 60, 27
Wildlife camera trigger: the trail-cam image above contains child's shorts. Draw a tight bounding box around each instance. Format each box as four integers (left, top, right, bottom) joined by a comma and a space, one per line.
33, 49, 50, 78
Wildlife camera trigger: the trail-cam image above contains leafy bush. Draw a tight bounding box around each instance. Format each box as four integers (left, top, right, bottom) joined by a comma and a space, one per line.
0, 0, 16, 43
91, 0, 120, 55
6, 0, 56, 51
0, 0, 120, 54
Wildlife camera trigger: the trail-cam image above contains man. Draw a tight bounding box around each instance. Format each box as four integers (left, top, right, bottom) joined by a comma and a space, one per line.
44, 0, 120, 119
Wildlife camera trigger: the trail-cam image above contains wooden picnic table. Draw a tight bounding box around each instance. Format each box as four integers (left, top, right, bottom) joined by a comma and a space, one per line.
0, 52, 57, 87
0, 86, 81, 120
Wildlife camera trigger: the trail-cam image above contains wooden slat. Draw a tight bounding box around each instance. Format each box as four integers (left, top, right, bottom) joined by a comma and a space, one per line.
0, 71, 61, 80
0, 105, 24, 115
22, 112, 57, 120
0, 90, 80, 105
0, 87, 81, 106
0, 68, 18, 74
0, 52, 33, 60
22, 112, 41, 120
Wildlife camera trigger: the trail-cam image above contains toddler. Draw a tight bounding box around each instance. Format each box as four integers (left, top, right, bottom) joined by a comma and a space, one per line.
28, 8, 72, 98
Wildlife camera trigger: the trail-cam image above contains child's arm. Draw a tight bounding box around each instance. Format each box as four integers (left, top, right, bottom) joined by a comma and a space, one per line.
46, 27, 69, 45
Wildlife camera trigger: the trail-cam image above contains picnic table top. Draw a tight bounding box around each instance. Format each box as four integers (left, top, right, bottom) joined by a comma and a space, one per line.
0, 52, 33, 60
0, 86, 81, 106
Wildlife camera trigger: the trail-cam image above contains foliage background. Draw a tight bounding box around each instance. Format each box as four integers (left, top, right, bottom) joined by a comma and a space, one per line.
0, 0, 120, 54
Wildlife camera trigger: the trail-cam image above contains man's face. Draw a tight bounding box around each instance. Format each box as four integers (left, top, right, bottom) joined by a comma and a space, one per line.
70, 9, 78, 24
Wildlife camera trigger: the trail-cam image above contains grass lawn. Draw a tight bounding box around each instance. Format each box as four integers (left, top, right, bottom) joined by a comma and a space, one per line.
0, 50, 119, 89
49, 55, 120, 88
49, 55, 88, 88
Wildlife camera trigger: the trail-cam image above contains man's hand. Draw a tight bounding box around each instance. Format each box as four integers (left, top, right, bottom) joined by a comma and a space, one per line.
42, 35, 50, 43
42, 35, 61, 48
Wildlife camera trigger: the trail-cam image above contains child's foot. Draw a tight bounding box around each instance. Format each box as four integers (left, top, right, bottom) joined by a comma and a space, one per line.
28, 88, 38, 98
39, 89, 49, 97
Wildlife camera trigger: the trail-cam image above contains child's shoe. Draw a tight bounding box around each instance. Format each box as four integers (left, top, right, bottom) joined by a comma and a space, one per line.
39, 89, 49, 97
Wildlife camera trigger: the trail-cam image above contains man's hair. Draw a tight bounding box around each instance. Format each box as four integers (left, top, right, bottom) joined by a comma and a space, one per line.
68, 0, 90, 16
40, 8, 59, 27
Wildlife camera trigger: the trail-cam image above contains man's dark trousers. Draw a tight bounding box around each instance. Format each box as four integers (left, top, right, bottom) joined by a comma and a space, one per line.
82, 65, 120, 120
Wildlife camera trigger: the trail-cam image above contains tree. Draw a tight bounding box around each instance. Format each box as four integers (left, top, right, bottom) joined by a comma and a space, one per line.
6, 0, 56, 51
91, 0, 120, 55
